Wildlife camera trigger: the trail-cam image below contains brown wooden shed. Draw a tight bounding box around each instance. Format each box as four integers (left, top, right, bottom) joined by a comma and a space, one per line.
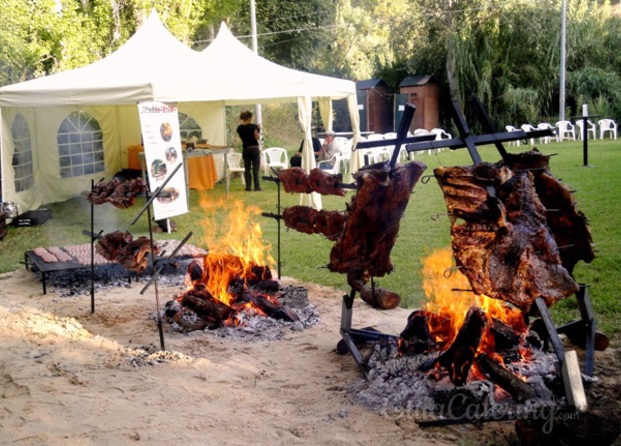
398, 75, 439, 133
356, 79, 393, 133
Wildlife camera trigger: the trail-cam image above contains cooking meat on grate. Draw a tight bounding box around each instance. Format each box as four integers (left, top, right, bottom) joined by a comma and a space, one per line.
308, 168, 345, 197
435, 164, 579, 312
329, 161, 427, 291
278, 167, 312, 194
282, 206, 318, 235
96, 231, 160, 273
502, 149, 595, 273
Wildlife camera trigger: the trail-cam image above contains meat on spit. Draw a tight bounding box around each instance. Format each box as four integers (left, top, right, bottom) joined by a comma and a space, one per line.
329, 161, 427, 291
95, 231, 160, 273
502, 149, 595, 273
434, 163, 580, 312
87, 178, 147, 209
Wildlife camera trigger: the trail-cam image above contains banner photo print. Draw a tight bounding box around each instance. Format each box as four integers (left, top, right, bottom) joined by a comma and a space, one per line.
138, 101, 188, 220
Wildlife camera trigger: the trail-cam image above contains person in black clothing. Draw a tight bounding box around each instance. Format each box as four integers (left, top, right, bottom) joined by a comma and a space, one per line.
236, 110, 262, 191
290, 134, 321, 167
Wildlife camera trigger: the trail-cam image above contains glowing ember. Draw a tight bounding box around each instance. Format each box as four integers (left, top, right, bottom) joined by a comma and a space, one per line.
421, 247, 528, 358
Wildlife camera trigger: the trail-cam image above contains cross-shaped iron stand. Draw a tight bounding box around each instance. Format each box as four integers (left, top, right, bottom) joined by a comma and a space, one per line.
341, 97, 596, 385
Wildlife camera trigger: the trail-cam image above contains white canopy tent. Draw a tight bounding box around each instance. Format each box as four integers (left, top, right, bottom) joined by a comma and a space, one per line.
0, 12, 360, 214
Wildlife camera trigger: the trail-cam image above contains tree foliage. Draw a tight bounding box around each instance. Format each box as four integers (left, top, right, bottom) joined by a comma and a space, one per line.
2, 0, 621, 125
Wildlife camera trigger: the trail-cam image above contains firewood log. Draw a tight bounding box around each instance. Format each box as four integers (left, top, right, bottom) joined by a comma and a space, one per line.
434, 306, 487, 386
360, 285, 401, 310
180, 293, 232, 325
476, 354, 536, 402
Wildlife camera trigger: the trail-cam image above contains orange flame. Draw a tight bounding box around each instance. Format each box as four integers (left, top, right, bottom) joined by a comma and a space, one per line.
422, 248, 527, 358
197, 195, 275, 306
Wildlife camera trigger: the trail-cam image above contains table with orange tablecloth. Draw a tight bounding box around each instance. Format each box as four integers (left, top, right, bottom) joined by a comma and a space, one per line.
128, 145, 219, 191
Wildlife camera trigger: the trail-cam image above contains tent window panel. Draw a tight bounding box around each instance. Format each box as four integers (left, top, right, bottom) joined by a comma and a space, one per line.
57, 111, 105, 178
11, 113, 34, 192
178, 112, 202, 142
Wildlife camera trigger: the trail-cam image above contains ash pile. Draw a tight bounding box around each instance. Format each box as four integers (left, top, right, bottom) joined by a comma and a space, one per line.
41, 257, 193, 298
352, 332, 566, 422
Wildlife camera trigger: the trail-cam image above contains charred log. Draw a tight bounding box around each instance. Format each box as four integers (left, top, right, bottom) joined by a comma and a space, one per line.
360, 284, 401, 310
248, 295, 299, 322
491, 319, 522, 363
398, 310, 436, 355
434, 306, 487, 386
187, 260, 203, 283
476, 354, 537, 402
179, 292, 233, 325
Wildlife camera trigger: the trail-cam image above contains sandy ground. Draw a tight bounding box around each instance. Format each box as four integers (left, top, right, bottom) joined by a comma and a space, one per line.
0, 267, 619, 446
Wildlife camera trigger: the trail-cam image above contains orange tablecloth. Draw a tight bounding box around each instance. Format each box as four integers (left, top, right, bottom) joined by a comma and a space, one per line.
128, 145, 218, 191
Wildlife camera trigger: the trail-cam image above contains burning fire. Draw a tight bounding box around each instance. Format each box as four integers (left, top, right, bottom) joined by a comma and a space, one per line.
421, 248, 528, 359
194, 196, 275, 307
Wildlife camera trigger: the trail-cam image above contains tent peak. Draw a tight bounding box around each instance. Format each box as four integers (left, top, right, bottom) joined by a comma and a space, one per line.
217, 22, 233, 37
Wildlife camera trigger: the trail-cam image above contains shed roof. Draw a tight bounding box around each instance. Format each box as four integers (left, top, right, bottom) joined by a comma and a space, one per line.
356, 79, 389, 90
399, 75, 437, 88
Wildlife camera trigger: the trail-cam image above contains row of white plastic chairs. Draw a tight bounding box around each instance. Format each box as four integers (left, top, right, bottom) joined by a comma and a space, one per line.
230, 127, 456, 182
506, 119, 617, 145
349, 128, 453, 168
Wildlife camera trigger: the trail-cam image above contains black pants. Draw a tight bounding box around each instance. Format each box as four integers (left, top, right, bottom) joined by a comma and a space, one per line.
242, 146, 261, 190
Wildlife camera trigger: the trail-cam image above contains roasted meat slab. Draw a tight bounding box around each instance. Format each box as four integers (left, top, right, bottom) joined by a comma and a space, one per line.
278, 167, 345, 196
502, 149, 595, 273
435, 163, 579, 312
87, 178, 147, 208
282, 206, 347, 241
96, 231, 160, 273
329, 161, 427, 290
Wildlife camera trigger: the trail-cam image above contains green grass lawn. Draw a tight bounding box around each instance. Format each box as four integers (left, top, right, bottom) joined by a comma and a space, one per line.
1, 138, 619, 336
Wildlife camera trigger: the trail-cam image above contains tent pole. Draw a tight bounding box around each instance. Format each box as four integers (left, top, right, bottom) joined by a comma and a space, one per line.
250, 0, 263, 127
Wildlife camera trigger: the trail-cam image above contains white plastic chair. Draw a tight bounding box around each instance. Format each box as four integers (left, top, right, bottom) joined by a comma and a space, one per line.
536, 123, 555, 144
317, 153, 344, 174
226, 152, 245, 186
263, 147, 288, 174
598, 118, 617, 140
575, 120, 597, 140
520, 124, 537, 145
555, 120, 576, 141
430, 128, 452, 141
505, 125, 521, 146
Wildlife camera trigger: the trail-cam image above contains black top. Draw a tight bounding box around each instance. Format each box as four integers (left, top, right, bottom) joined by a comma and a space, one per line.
299, 137, 322, 158
237, 123, 260, 148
